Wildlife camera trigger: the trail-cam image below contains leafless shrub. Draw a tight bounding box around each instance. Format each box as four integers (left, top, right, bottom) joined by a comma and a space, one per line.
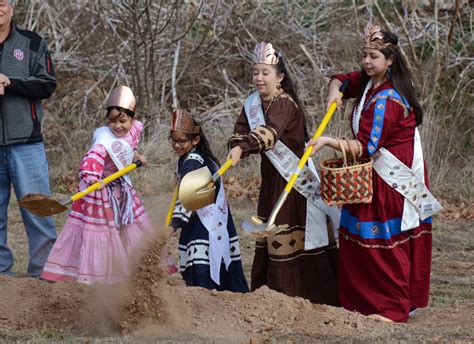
12, 0, 473, 201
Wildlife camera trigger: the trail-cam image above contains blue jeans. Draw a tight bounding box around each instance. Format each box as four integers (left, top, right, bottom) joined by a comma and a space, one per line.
0, 143, 57, 277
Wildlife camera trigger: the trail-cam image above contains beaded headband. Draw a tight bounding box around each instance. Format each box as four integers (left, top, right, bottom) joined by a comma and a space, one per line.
363, 25, 395, 50
171, 109, 200, 134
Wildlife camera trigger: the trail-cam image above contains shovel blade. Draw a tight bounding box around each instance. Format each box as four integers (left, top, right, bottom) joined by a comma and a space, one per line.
179, 166, 216, 211
242, 217, 289, 238
18, 193, 69, 217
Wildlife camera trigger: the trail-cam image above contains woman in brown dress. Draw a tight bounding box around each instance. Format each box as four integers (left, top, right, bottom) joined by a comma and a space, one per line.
227, 42, 339, 305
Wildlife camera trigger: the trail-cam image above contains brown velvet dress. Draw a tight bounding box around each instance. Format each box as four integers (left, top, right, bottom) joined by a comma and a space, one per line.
230, 93, 339, 305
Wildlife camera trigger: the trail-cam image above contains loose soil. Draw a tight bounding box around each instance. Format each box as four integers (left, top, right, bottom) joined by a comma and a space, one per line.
0, 196, 472, 343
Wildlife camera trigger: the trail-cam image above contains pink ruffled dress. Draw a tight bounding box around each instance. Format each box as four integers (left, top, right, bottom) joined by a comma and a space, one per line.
41, 121, 176, 284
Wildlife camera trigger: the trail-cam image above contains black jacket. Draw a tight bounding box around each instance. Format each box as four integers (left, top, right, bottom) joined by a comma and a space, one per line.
0, 23, 56, 145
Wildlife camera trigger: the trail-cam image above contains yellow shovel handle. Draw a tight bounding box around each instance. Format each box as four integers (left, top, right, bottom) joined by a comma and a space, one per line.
217, 158, 233, 177
165, 185, 179, 226
284, 80, 349, 193
70, 160, 143, 202
211, 158, 233, 183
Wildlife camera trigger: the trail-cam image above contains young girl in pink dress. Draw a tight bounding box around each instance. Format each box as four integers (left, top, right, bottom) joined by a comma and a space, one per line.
41, 86, 175, 284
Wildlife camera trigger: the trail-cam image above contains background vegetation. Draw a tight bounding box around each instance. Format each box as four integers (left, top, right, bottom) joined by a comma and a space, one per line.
12, 0, 473, 204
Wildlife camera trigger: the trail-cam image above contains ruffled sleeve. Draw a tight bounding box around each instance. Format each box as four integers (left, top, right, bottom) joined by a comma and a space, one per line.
228, 95, 298, 157
79, 144, 107, 184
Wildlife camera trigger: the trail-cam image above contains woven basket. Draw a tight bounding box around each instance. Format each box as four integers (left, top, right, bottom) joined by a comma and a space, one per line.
320, 139, 373, 206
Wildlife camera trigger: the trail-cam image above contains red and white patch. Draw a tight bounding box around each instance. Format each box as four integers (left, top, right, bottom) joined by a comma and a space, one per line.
13, 49, 24, 61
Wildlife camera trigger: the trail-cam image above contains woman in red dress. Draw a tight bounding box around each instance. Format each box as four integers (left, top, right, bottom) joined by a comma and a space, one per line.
308, 26, 442, 322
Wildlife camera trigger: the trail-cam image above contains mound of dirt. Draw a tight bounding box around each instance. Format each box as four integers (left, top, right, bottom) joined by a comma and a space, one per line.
140, 283, 400, 343
0, 271, 400, 343
0, 275, 121, 337
116, 233, 396, 342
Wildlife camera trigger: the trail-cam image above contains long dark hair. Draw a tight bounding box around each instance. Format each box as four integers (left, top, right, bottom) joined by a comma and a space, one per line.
185, 119, 220, 166
357, 31, 424, 126
275, 56, 311, 140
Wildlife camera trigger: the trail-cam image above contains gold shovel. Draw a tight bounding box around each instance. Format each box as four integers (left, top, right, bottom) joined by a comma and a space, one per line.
178, 158, 233, 211
243, 80, 350, 237
19, 160, 143, 217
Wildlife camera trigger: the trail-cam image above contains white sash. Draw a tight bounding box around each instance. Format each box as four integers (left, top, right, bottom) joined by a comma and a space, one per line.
196, 166, 231, 285
352, 87, 442, 231
244, 91, 340, 249
93, 126, 134, 185
373, 129, 442, 230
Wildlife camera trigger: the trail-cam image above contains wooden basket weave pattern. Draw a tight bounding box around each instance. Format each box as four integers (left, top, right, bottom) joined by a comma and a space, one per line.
320, 140, 373, 206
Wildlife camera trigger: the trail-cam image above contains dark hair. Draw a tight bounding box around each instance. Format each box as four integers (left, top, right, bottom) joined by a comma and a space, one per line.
274, 56, 310, 140
357, 31, 424, 126
185, 119, 220, 166
106, 106, 135, 120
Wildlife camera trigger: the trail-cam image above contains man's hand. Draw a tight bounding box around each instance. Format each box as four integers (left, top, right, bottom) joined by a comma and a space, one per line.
0, 74, 10, 87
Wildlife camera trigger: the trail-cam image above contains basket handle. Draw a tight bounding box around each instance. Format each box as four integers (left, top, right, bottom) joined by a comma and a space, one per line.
342, 138, 358, 164
335, 139, 348, 167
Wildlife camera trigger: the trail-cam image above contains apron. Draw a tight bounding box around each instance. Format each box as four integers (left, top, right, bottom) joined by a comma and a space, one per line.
194, 158, 232, 285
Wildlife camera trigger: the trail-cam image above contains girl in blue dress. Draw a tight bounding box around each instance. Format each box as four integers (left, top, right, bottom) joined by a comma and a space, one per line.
168, 109, 249, 292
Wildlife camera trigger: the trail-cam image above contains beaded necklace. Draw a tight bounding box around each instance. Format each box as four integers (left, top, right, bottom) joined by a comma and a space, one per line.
262, 88, 283, 116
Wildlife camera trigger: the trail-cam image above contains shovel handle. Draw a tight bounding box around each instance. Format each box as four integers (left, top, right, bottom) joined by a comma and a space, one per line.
70, 160, 143, 202
165, 185, 179, 226
212, 158, 233, 182
284, 80, 349, 193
